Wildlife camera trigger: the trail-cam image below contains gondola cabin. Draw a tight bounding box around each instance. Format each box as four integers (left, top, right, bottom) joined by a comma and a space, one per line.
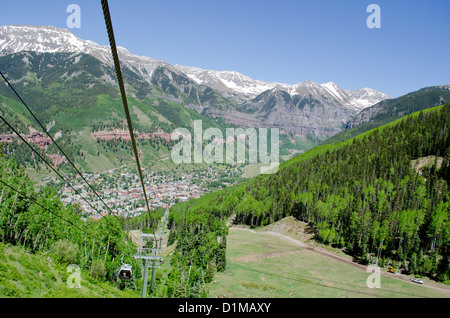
118, 264, 133, 280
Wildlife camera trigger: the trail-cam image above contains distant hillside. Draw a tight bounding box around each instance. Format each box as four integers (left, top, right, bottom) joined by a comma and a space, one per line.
0, 50, 299, 179
322, 85, 450, 145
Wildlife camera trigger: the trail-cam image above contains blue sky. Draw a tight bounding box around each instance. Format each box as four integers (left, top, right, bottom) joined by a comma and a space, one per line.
1, 0, 449, 97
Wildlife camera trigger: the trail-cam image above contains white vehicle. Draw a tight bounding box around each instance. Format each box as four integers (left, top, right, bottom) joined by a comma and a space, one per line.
410, 278, 424, 284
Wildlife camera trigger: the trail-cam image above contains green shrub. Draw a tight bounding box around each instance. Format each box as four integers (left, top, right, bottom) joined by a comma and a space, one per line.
50, 240, 78, 265
89, 259, 106, 280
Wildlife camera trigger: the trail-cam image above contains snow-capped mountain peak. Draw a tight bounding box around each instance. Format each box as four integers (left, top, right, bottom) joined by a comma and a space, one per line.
0, 25, 171, 82
0, 25, 390, 111
345, 87, 391, 110
175, 62, 389, 110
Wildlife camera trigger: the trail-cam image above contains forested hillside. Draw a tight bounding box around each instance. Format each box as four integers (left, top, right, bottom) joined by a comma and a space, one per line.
0, 146, 164, 296
169, 103, 450, 291
167, 193, 228, 297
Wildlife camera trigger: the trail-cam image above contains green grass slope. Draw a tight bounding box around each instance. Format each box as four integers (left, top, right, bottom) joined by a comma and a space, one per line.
0, 242, 137, 298
209, 225, 450, 298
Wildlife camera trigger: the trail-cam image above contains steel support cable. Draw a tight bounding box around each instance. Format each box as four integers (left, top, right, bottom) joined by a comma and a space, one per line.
0, 178, 102, 241
0, 177, 125, 256
0, 114, 126, 237
0, 70, 116, 218
100, 0, 158, 242
0, 113, 114, 226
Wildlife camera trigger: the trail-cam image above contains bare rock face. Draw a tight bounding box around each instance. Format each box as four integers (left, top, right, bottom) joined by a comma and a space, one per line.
201, 84, 355, 136
176, 65, 389, 137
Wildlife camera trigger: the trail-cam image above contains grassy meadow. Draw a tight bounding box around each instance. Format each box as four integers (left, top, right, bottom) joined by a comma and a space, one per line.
208, 225, 450, 298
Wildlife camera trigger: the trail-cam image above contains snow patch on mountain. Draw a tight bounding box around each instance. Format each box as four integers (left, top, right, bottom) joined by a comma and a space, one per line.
176, 64, 390, 110
0, 25, 391, 111
0, 25, 169, 82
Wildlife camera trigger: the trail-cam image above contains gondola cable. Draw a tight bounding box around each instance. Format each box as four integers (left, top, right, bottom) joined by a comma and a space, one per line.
0, 178, 102, 241
0, 113, 114, 226
100, 0, 158, 243
0, 70, 117, 218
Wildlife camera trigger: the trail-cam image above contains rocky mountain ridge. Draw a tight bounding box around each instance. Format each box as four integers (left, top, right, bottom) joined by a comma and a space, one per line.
0, 24, 391, 140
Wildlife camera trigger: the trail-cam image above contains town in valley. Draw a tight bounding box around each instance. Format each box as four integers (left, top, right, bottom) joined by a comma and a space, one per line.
40, 165, 242, 220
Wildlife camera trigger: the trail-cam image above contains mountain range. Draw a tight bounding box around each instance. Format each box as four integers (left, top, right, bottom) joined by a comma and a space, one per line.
3, 24, 448, 177
0, 25, 390, 140
175, 64, 388, 111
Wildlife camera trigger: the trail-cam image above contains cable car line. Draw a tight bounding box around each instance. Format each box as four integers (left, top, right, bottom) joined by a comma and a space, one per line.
101, 0, 164, 291
100, 0, 158, 243
0, 71, 127, 234
0, 70, 116, 218
0, 113, 113, 226
0, 176, 125, 264
0, 178, 102, 241
0, 1, 164, 290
